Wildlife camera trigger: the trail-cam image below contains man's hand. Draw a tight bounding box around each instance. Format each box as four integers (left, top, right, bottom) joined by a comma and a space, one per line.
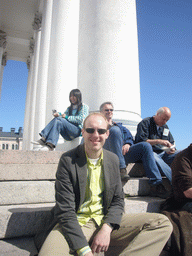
159, 140, 172, 147
84, 252, 93, 256
53, 112, 59, 117
90, 224, 112, 254
167, 147, 176, 154
122, 144, 130, 155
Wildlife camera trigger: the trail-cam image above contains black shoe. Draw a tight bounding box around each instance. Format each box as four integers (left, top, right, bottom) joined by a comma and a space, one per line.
149, 183, 171, 199
46, 142, 55, 151
120, 168, 130, 182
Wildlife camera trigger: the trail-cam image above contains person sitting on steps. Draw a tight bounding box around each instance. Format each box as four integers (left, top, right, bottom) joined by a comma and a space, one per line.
32, 89, 89, 151
100, 102, 171, 199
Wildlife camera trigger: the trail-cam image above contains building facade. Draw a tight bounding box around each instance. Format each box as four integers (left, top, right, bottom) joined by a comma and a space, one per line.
0, 127, 23, 150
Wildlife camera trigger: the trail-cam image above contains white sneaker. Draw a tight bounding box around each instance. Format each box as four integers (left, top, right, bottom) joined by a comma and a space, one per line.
36, 145, 50, 151
31, 139, 46, 146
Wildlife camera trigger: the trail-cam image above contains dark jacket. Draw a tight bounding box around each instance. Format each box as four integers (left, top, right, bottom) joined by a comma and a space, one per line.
135, 116, 175, 153
36, 144, 124, 252
114, 122, 134, 146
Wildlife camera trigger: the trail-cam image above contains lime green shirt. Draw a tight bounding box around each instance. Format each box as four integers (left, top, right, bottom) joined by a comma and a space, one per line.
77, 152, 104, 227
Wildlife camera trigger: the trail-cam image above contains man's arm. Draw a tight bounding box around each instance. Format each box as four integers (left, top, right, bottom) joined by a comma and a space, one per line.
90, 151, 124, 254
54, 154, 89, 252
172, 146, 192, 199
146, 139, 173, 147
135, 118, 176, 153
115, 123, 133, 154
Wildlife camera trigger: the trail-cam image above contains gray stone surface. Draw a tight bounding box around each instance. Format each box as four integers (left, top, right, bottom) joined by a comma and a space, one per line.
0, 164, 57, 181
124, 196, 164, 213
0, 150, 63, 164
123, 177, 150, 196
0, 196, 164, 239
123, 177, 171, 196
0, 181, 55, 205
0, 203, 54, 239
0, 237, 38, 256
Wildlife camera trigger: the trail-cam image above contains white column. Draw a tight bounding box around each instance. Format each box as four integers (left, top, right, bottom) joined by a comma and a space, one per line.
33, 0, 53, 141
27, 29, 41, 149
78, 0, 141, 124
22, 55, 32, 150
46, 0, 80, 123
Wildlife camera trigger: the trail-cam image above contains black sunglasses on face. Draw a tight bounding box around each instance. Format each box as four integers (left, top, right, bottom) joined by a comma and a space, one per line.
104, 109, 113, 112
85, 128, 107, 134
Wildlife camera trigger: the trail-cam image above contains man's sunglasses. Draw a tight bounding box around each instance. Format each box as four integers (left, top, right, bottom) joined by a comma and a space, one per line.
85, 128, 107, 134
104, 109, 113, 112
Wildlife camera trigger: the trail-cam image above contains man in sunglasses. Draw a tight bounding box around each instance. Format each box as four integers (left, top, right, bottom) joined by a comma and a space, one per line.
100, 102, 171, 199
38, 112, 172, 256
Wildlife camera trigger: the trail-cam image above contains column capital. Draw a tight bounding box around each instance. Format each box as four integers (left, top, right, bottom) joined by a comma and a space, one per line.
0, 30, 7, 48
2, 52, 7, 66
32, 11, 42, 31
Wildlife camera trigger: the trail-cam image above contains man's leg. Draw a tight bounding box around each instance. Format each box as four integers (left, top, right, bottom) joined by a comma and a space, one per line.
38, 220, 98, 256
38, 223, 71, 256
104, 126, 125, 169
103, 126, 129, 181
110, 213, 172, 256
153, 152, 172, 183
124, 142, 162, 185
162, 150, 180, 166
44, 117, 81, 146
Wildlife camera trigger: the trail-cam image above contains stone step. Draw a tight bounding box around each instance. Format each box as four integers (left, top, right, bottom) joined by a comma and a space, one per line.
0, 181, 55, 205
0, 236, 169, 256
0, 237, 38, 256
0, 150, 146, 181
0, 178, 170, 205
0, 150, 62, 181
0, 150, 63, 164
0, 196, 163, 239
0, 203, 54, 239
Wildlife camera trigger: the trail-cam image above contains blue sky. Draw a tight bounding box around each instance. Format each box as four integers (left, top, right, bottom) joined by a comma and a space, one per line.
0, 0, 191, 150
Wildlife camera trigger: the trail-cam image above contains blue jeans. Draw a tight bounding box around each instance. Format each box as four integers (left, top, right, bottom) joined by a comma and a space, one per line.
104, 126, 125, 168
40, 117, 81, 147
103, 126, 163, 185
153, 151, 179, 184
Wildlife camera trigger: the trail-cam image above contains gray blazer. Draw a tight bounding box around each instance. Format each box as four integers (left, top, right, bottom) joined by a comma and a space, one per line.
52, 144, 124, 251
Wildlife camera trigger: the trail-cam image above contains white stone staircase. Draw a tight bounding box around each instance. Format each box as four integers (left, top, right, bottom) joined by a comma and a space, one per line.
0, 150, 170, 255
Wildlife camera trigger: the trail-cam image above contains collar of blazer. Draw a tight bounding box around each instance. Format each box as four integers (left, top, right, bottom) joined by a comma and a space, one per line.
75, 144, 113, 211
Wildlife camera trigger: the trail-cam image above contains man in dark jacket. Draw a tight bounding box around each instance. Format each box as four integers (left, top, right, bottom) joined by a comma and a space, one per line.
135, 107, 179, 185
100, 102, 170, 198
38, 112, 172, 256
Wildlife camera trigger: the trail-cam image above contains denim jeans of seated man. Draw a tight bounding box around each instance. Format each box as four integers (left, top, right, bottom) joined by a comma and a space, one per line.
153, 151, 180, 184
40, 117, 81, 146
103, 126, 164, 185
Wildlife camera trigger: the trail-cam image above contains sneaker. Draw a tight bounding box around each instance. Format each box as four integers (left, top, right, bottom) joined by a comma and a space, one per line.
120, 168, 130, 182
37, 146, 50, 151
149, 183, 171, 199
37, 145, 55, 151
31, 139, 46, 146
46, 142, 55, 151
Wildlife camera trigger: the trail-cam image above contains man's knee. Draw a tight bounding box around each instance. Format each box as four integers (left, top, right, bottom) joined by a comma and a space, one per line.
109, 126, 122, 139
137, 142, 153, 152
